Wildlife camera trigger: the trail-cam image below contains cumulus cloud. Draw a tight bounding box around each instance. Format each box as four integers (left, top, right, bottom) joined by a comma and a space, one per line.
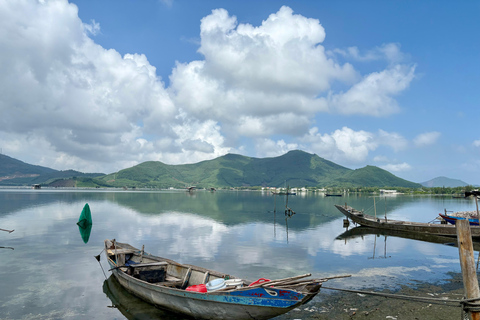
0, 0, 227, 172
300, 127, 377, 163
413, 132, 441, 147
473, 140, 480, 147
0, 1, 417, 172
329, 65, 416, 116
380, 162, 412, 172
254, 139, 299, 158
332, 43, 406, 64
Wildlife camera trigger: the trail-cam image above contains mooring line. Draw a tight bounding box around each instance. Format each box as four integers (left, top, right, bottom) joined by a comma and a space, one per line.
322, 286, 464, 307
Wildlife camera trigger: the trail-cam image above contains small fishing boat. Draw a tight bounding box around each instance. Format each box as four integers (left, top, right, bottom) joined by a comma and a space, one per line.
335, 204, 480, 238
325, 193, 342, 197
104, 239, 333, 320
439, 212, 480, 226
271, 191, 296, 196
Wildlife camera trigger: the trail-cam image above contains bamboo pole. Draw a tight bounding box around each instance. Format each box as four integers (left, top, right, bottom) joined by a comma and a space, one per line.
456, 219, 480, 320
475, 196, 480, 223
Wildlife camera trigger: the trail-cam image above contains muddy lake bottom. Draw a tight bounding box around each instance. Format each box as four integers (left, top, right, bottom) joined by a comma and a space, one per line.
279, 273, 466, 320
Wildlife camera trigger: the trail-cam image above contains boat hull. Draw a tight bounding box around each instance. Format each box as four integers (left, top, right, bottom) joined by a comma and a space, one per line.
105, 241, 321, 320
335, 204, 480, 237
439, 213, 479, 226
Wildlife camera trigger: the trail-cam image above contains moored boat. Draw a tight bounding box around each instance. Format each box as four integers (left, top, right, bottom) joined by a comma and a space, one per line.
439, 212, 480, 226
104, 239, 330, 320
335, 204, 480, 238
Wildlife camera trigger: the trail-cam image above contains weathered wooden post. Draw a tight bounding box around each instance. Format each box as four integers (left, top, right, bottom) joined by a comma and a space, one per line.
456, 219, 480, 320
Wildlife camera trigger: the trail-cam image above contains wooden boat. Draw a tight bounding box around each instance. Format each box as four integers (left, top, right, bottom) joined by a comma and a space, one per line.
104, 239, 329, 320
271, 191, 296, 196
325, 193, 342, 197
439, 213, 480, 226
335, 204, 480, 238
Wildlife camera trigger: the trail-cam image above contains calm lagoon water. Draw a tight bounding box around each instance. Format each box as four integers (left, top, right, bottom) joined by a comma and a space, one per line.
0, 189, 476, 319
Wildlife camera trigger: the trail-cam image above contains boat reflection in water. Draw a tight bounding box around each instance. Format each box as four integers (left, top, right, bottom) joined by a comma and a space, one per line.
337, 226, 480, 252
103, 275, 186, 320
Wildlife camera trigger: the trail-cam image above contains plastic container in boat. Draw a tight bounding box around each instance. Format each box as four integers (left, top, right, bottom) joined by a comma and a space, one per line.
225, 279, 243, 288
206, 278, 226, 291
186, 284, 207, 293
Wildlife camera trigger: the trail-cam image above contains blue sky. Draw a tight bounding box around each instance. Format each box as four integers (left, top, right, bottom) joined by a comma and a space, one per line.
1, 0, 479, 184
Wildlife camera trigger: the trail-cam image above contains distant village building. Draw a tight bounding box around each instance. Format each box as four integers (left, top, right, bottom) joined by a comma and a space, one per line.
379, 189, 398, 194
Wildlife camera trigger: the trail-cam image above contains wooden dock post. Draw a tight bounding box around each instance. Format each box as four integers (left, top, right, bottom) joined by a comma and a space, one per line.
456, 219, 480, 320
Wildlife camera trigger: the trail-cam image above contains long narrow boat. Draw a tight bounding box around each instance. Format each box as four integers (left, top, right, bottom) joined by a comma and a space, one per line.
335, 204, 480, 238
104, 239, 329, 320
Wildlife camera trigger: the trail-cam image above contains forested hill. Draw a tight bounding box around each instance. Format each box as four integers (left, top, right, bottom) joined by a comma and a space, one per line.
99, 150, 422, 189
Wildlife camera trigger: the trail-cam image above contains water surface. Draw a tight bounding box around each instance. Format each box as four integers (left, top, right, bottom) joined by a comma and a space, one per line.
0, 189, 474, 319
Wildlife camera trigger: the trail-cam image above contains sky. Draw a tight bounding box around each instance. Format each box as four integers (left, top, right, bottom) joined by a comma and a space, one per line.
1, 0, 479, 185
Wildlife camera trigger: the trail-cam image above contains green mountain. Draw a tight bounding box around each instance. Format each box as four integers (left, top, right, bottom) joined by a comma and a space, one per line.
336, 165, 421, 188
99, 150, 420, 189
0, 153, 55, 177
421, 176, 469, 188
0, 150, 423, 188
0, 153, 103, 186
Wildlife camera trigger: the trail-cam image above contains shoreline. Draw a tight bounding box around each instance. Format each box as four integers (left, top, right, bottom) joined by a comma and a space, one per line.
279, 273, 466, 319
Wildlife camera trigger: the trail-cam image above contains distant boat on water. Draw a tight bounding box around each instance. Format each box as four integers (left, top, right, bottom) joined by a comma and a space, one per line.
325, 193, 342, 197
271, 191, 296, 196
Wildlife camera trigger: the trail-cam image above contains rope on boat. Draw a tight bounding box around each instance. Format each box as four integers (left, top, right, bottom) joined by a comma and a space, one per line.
94, 248, 108, 280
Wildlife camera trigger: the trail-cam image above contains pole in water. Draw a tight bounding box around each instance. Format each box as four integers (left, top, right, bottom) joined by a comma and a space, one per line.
456, 219, 480, 320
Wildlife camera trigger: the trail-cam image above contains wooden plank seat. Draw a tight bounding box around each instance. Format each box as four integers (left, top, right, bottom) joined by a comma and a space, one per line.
127, 261, 168, 268
107, 248, 136, 255
155, 275, 184, 287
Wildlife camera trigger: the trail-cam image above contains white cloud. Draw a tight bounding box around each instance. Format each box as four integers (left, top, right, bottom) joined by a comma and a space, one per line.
413, 132, 441, 147
0, 0, 229, 172
0, 2, 418, 173
299, 127, 411, 164
381, 162, 412, 172
83, 19, 100, 36
473, 140, 480, 147
329, 65, 416, 116
301, 127, 377, 163
377, 129, 408, 152
254, 139, 299, 158
332, 43, 406, 64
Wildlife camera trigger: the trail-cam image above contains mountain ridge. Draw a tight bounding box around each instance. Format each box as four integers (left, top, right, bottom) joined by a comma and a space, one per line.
0, 150, 434, 189
99, 150, 422, 188
421, 176, 469, 188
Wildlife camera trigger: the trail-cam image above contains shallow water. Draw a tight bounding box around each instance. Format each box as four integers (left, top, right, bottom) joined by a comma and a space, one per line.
0, 189, 475, 319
